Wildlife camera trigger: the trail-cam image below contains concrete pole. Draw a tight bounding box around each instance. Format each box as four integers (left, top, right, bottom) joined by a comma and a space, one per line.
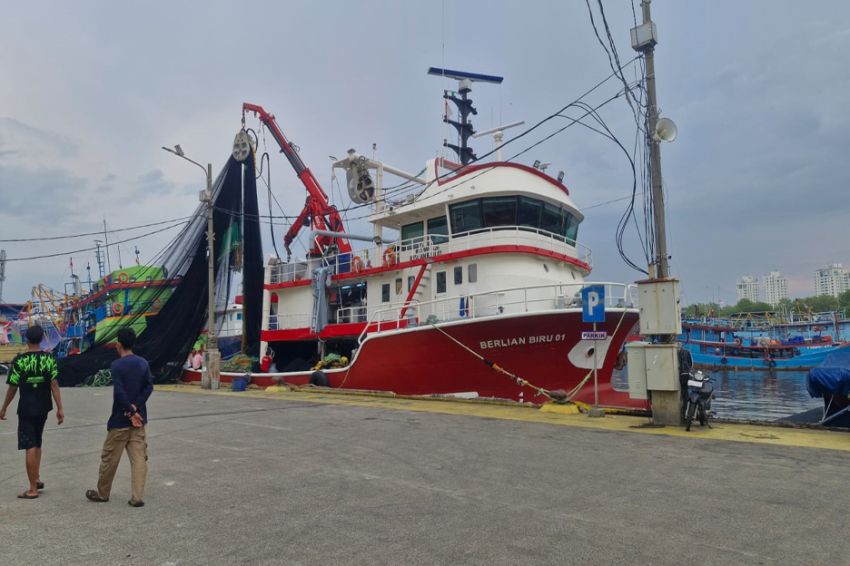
642, 0, 668, 280
204, 163, 221, 390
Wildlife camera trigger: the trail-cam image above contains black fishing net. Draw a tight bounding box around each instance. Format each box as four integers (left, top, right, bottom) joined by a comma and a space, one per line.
58, 152, 263, 385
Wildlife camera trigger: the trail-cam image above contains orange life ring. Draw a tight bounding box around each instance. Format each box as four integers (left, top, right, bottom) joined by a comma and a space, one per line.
383, 246, 398, 266
117, 272, 129, 284
112, 302, 123, 316
352, 256, 365, 273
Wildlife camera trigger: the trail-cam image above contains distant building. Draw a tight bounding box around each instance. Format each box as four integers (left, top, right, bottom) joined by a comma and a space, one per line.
761, 272, 788, 306
736, 275, 760, 302
814, 263, 850, 298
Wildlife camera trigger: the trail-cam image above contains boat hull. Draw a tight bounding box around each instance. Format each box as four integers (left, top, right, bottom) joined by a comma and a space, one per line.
685, 342, 850, 371
183, 309, 647, 410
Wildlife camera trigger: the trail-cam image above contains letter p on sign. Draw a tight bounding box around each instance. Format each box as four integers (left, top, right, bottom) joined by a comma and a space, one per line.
581, 285, 606, 323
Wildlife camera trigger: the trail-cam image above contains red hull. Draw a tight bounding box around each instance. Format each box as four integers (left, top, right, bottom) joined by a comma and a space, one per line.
184, 310, 647, 410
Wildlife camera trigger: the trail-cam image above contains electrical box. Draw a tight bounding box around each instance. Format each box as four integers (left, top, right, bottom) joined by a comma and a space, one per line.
644, 343, 679, 391
638, 278, 681, 335
626, 341, 648, 400
630, 21, 658, 51
625, 342, 680, 398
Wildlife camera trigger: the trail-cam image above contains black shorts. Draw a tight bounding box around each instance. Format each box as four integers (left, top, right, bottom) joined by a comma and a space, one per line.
18, 414, 48, 450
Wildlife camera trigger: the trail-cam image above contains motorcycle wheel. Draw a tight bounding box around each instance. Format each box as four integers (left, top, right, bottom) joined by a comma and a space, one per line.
698, 404, 707, 426
685, 401, 696, 431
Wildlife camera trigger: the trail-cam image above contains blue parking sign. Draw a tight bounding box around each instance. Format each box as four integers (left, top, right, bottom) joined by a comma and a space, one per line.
581, 285, 605, 323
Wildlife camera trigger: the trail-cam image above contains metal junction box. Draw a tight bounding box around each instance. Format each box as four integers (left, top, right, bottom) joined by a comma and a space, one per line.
637, 278, 681, 335
626, 342, 680, 399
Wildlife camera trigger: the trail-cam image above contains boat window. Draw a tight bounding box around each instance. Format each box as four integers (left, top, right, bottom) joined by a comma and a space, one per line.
450, 200, 483, 233
382, 283, 390, 303
517, 197, 542, 229
453, 266, 463, 285
541, 202, 563, 235
565, 213, 579, 244
427, 216, 449, 244
436, 271, 447, 294
407, 275, 415, 292
395, 277, 403, 296
401, 221, 423, 243
468, 263, 477, 283
236, 313, 242, 321
482, 197, 517, 227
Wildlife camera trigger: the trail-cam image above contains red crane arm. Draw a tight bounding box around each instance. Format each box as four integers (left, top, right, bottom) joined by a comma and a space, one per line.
242, 102, 352, 257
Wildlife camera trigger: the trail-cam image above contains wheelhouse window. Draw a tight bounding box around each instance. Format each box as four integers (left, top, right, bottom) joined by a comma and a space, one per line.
450, 200, 483, 233
482, 197, 517, 227
427, 215, 449, 244
436, 271, 447, 294
451, 196, 579, 243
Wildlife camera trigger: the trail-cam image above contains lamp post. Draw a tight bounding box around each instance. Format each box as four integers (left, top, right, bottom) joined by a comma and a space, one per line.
162, 145, 220, 390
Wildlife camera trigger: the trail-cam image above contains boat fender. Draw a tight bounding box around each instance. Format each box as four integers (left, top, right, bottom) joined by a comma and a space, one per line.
720, 356, 728, 365
383, 245, 398, 267
117, 271, 129, 284
309, 370, 329, 387
112, 303, 123, 316
260, 355, 272, 373
352, 256, 365, 273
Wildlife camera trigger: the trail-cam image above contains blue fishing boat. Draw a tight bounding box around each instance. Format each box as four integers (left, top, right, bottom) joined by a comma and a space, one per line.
680, 320, 850, 370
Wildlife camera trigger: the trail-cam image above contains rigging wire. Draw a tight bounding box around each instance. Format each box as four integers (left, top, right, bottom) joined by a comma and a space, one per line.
0, 216, 192, 243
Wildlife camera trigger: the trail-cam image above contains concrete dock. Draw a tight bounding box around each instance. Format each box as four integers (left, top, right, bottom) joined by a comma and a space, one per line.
1, 385, 848, 565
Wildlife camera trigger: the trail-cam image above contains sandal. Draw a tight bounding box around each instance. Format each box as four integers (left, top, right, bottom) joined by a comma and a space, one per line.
127, 499, 145, 508
18, 492, 38, 499
85, 489, 109, 502
37, 481, 44, 490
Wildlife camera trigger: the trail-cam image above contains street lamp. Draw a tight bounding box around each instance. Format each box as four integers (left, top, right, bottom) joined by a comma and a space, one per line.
162, 145, 220, 390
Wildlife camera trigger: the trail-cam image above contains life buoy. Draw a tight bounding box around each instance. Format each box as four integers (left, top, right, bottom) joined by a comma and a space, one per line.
734, 337, 742, 346
383, 245, 398, 266
117, 272, 129, 284
352, 256, 365, 273
112, 302, 123, 316
720, 356, 728, 365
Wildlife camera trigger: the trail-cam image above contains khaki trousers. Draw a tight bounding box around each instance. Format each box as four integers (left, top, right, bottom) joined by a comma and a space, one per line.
96, 426, 148, 501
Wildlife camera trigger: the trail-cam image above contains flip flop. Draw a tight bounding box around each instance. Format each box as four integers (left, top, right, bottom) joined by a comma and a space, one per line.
17, 492, 38, 499
85, 489, 109, 502
37, 481, 44, 490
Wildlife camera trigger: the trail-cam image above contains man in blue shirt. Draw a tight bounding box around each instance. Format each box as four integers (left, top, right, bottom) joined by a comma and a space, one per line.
85, 328, 153, 507
0, 325, 65, 499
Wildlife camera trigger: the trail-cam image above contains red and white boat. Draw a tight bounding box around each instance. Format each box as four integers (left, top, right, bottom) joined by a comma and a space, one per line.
184, 78, 647, 410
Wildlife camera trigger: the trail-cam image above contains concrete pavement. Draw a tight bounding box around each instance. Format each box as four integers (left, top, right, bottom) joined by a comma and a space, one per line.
1, 385, 848, 565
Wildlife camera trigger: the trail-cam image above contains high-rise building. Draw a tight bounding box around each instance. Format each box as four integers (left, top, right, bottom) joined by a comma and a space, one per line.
761, 272, 788, 306
736, 275, 760, 302
814, 264, 850, 298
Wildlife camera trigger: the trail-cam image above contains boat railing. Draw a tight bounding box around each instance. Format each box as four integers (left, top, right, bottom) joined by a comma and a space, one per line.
268, 312, 311, 330
336, 305, 368, 324
357, 281, 636, 344
268, 226, 593, 284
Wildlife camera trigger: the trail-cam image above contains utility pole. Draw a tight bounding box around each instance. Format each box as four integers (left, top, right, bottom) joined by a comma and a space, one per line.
641, 0, 669, 279
628, 0, 683, 426
0, 249, 6, 303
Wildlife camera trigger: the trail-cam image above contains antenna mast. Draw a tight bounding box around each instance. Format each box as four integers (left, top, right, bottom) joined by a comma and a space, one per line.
427, 67, 504, 165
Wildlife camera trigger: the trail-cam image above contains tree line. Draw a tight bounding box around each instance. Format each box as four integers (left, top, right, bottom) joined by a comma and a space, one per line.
683, 291, 850, 320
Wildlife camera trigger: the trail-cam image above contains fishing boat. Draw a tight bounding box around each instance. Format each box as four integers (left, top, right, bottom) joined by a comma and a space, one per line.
57, 264, 176, 357
680, 320, 850, 370
183, 76, 646, 409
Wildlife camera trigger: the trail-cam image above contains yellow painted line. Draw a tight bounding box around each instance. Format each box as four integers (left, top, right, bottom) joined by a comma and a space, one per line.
156, 384, 850, 453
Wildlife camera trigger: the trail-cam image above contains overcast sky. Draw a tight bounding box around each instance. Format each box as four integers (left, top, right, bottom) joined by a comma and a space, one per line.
1, 1, 849, 305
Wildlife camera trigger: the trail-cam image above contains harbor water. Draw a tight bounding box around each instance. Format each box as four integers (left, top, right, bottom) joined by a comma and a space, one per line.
709, 369, 821, 422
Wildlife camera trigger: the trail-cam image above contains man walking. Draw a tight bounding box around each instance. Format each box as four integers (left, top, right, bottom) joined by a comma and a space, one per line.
0, 325, 64, 499
86, 328, 153, 507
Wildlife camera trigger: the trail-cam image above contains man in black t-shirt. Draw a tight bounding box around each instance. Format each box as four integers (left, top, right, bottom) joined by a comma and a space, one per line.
0, 325, 65, 499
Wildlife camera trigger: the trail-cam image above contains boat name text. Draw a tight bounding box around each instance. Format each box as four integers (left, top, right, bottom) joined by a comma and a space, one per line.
479, 334, 567, 350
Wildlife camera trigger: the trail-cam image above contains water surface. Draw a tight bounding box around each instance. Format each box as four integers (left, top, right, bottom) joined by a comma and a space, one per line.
708, 369, 821, 422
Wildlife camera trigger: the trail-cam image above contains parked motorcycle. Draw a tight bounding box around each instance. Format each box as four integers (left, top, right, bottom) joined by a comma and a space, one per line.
684, 370, 714, 431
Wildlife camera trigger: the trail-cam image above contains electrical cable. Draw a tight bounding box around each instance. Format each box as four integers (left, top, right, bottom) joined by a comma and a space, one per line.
0, 216, 192, 243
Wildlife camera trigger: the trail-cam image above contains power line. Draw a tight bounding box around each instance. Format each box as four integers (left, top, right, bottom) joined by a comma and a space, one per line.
4, 220, 189, 262
0, 216, 192, 243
